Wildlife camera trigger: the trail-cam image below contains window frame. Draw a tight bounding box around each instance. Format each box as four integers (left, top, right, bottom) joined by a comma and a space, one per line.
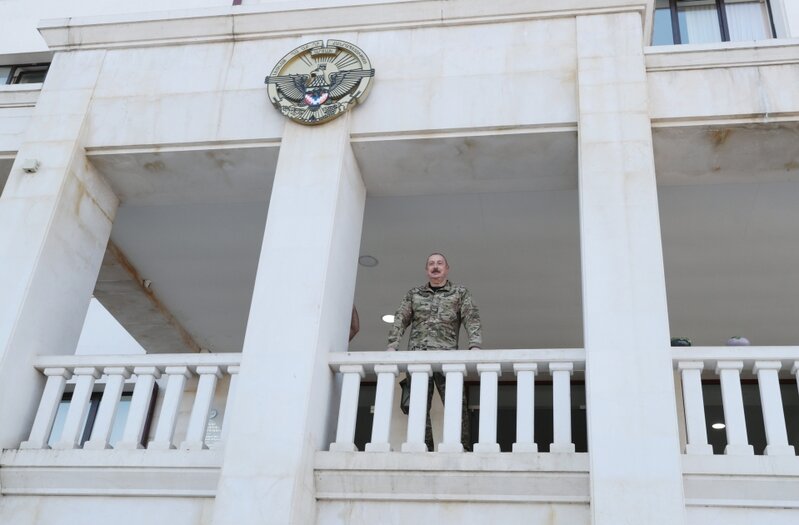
4, 63, 49, 85
656, 0, 775, 45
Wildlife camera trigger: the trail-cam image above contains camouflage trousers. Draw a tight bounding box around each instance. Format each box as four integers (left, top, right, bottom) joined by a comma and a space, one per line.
425, 372, 472, 452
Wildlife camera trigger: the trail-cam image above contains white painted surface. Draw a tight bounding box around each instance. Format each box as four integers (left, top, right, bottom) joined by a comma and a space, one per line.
75, 299, 145, 356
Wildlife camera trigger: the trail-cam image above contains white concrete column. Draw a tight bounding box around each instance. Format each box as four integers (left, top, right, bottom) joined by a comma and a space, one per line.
53, 367, 100, 449
330, 365, 365, 452
116, 366, 161, 450
84, 367, 131, 450
181, 365, 223, 451
149, 365, 191, 450
220, 365, 240, 445
365, 364, 398, 452
549, 362, 575, 454
753, 361, 795, 456
678, 361, 713, 455
513, 363, 538, 453
20, 367, 72, 450
0, 50, 117, 449
402, 364, 433, 452
212, 114, 366, 525
438, 364, 467, 453
715, 361, 754, 456
473, 363, 501, 453
576, 11, 687, 525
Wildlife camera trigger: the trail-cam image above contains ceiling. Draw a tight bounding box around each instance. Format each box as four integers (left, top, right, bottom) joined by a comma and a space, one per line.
2, 123, 799, 352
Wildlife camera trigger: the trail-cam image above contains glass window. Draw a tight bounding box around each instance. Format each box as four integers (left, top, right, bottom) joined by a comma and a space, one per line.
653, 6, 676, 45
11, 65, 48, 84
0, 66, 11, 84
726, 0, 769, 41
678, 0, 722, 44
651, 0, 773, 45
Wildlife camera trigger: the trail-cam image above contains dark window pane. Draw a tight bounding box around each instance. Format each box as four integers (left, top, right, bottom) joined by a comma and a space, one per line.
653, 8, 676, 45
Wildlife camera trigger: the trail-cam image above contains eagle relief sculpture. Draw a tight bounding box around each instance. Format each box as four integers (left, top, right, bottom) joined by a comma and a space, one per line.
265, 40, 375, 126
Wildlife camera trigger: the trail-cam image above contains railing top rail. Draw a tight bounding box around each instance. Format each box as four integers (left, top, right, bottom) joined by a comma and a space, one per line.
32, 352, 242, 371
329, 348, 585, 375
672, 346, 799, 372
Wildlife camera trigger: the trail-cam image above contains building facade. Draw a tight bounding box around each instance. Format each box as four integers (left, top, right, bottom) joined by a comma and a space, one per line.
1, 1, 799, 524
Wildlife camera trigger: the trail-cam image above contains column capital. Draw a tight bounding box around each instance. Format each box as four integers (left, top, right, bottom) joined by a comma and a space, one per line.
196, 365, 223, 378
102, 366, 131, 378
549, 362, 574, 374
73, 367, 101, 379
715, 360, 744, 374
476, 363, 501, 375
338, 364, 365, 377
677, 361, 705, 371
752, 361, 782, 374
164, 365, 192, 378
442, 363, 466, 374
514, 363, 538, 375
373, 364, 399, 375
407, 364, 432, 375
43, 367, 71, 378
227, 365, 240, 375
792, 361, 799, 375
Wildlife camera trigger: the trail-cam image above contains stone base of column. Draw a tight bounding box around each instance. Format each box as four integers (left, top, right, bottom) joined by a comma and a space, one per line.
549, 443, 576, 454
83, 439, 112, 450
401, 442, 428, 452
180, 440, 208, 451
765, 444, 796, 456
147, 440, 176, 450
329, 442, 357, 452
438, 442, 464, 453
19, 440, 47, 450
684, 443, 713, 455
512, 442, 538, 453
364, 442, 391, 452
51, 441, 78, 450
724, 444, 754, 456
473, 443, 500, 454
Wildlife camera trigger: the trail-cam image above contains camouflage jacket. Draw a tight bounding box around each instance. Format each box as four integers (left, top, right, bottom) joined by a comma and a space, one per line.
387, 281, 482, 351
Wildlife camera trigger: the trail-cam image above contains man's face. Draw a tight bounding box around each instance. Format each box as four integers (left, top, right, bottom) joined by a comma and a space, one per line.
426, 254, 449, 284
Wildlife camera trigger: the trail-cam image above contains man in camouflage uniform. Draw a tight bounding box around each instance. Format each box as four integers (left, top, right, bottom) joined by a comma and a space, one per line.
386, 253, 482, 451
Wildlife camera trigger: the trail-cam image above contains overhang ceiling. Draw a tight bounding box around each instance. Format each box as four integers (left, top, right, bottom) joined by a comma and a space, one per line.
3, 123, 799, 353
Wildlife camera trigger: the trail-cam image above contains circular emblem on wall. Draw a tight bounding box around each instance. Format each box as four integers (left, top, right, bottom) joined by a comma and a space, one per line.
265, 40, 375, 126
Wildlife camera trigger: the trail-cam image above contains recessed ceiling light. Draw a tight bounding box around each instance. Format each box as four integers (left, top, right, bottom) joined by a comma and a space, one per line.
382, 314, 395, 323
359, 255, 378, 267
711, 422, 726, 430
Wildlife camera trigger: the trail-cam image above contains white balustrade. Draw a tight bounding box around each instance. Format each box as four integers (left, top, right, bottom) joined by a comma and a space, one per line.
20, 367, 72, 450
753, 361, 795, 456
53, 367, 101, 450
22, 353, 241, 452
328, 349, 585, 454
473, 363, 502, 453
149, 366, 192, 450
438, 363, 467, 453
181, 365, 223, 450
678, 361, 712, 455
550, 362, 575, 453
330, 365, 365, 452
513, 363, 538, 453
84, 367, 131, 450
220, 364, 240, 445
672, 346, 799, 457
365, 364, 398, 452
402, 364, 433, 452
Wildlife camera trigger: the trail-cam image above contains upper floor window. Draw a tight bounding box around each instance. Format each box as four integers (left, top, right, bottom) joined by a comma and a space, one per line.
653, 0, 775, 46
1, 63, 49, 85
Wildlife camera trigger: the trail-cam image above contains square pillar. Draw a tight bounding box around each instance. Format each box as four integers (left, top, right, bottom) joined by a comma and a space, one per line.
0, 50, 117, 448
212, 114, 365, 525
576, 12, 686, 525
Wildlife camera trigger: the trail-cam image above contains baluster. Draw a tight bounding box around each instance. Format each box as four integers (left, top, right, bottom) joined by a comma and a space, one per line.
148, 365, 191, 450
53, 367, 100, 449
220, 365, 240, 445
753, 361, 795, 456
513, 363, 538, 453
330, 365, 365, 452
401, 364, 432, 452
438, 364, 467, 453
716, 361, 753, 455
550, 362, 575, 453
20, 367, 72, 450
181, 365, 223, 450
84, 367, 131, 450
365, 364, 398, 452
678, 361, 712, 455
473, 363, 501, 453
116, 366, 161, 449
